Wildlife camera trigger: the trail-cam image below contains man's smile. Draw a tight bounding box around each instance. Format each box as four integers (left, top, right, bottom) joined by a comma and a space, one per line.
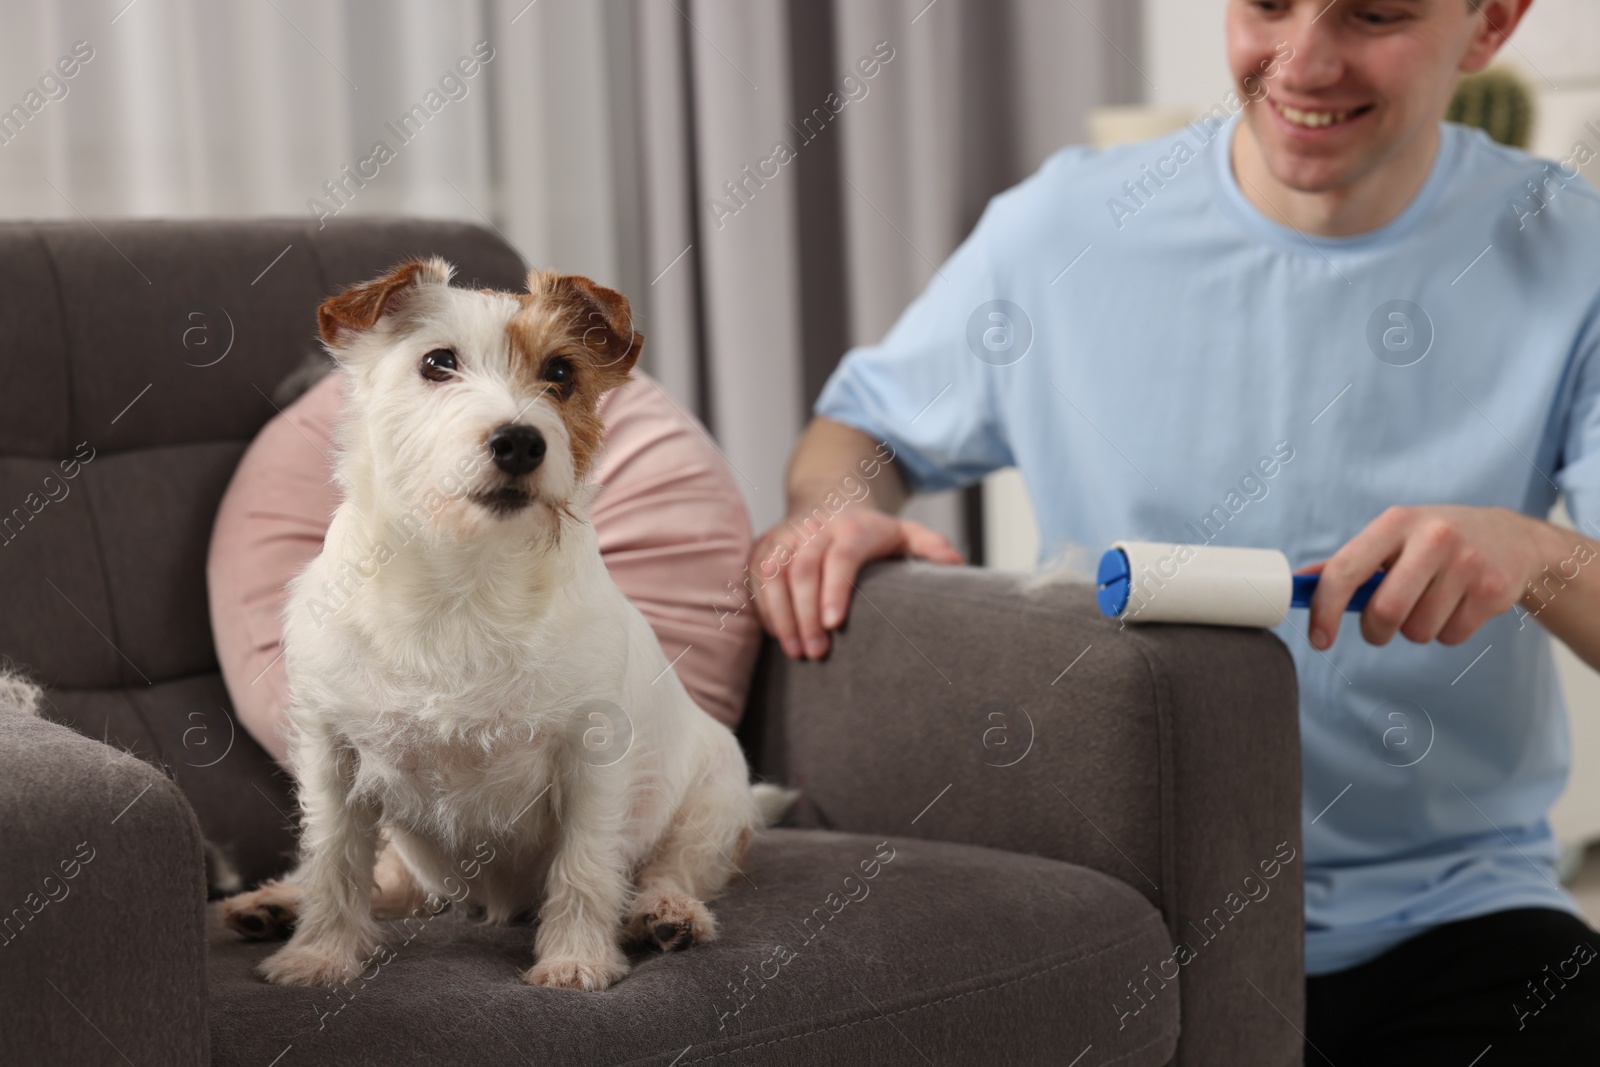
1268, 96, 1377, 132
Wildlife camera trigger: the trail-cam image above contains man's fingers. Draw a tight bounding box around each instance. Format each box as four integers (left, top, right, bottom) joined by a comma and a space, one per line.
1310, 508, 1411, 648
1435, 555, 1515, 646
1396, 565, 1473, 645
900, 520, 964, 564
752, 546, 803, 658
819, 535, 869, 632
1437, 595, 1500, 646
1358, 525, 1456, 646
785, 537, 830, 659
752, 512, 962, 661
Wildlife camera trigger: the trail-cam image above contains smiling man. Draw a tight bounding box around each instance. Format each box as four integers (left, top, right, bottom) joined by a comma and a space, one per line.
753, 0, 1600, 1061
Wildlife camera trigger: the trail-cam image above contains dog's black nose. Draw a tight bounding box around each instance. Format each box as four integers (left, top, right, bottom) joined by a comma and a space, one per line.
488, 424, 546, 475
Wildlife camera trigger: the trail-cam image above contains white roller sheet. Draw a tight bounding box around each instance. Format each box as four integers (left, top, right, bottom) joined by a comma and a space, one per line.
1113, 541, 1293, 627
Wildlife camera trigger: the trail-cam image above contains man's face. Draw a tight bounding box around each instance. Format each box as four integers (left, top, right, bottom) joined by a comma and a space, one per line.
1227, 0, 1508, 194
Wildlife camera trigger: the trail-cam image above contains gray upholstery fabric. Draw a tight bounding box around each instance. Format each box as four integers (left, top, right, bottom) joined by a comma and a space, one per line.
208, 830, 1178, 1066
745, 562, 1306, 1067
0, 711, 208, 1066
0, 219, 1306, 1067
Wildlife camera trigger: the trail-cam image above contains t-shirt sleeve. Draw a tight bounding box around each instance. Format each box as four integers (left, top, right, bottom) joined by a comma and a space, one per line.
813, 208, 1015, 493
1558, 305, 1600, 535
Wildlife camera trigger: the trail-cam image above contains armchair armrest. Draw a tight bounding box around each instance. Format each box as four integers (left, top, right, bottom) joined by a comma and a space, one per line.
743, 561, 1304, 1067
0, 710, 208, 1066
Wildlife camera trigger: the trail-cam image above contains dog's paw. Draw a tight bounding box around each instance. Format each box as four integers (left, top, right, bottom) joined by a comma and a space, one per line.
258, 939, 367, 987
223, 882, 299, 941
523, 955, 628, 991
628, 892, 717, 952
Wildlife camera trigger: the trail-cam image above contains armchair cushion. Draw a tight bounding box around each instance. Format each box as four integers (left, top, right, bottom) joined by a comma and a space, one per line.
206, 830, 1179, 1067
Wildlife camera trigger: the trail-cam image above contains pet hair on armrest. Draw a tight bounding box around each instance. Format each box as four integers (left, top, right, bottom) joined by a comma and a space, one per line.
0, 667, 43, 717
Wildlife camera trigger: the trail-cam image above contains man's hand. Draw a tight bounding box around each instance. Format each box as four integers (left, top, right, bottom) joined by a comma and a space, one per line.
751, 509, 963, 660
1306, 504, 1593, 655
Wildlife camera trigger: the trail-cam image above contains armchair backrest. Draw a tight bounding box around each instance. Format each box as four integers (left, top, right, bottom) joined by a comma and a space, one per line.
0, 218, 526, 885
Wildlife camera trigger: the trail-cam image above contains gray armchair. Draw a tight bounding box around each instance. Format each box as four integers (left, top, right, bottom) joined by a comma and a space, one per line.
0, 219, 1304, 1066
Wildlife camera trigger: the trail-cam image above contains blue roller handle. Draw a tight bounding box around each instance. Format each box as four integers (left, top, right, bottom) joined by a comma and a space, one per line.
1291, 571, 1385, 611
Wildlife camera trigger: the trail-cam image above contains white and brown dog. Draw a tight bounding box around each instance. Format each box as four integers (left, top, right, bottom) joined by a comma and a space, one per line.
224, 260, 786, 991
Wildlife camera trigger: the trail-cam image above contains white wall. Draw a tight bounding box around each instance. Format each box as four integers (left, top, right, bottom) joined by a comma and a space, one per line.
1143, 0, 1231, 113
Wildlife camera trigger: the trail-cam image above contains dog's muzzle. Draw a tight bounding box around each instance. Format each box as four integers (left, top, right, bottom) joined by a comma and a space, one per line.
471, 423, 546, 515
488, 424, 546, 476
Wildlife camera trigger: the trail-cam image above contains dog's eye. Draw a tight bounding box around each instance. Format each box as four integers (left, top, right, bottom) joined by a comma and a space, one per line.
421, 349, 457, 382
541, 356, 576, 398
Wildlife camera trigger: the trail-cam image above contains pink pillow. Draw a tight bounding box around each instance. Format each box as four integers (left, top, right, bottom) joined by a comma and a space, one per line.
208, 370, 760, 765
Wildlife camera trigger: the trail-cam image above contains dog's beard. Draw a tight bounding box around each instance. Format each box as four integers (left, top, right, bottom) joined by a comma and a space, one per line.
464, 479, 579, 535
471, 483, 534, 516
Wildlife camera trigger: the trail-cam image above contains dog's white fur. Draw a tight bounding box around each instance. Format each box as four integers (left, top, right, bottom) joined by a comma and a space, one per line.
0, 668, 43, 716
234, 260, 777, 991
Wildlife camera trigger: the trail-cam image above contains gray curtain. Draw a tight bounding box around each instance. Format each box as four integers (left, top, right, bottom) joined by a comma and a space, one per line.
624, 0, 1144, 546
0, 0, 1141, 550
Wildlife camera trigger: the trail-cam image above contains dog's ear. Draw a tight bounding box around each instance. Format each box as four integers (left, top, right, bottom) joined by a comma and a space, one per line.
318, 258, 454, 345
540, 272, 643, 387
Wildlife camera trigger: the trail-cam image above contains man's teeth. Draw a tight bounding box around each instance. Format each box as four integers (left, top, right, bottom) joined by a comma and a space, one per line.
1276, 103, 1356, 128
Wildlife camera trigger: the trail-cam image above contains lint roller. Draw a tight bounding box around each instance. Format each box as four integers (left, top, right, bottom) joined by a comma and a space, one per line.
1096, 541, 1385, 627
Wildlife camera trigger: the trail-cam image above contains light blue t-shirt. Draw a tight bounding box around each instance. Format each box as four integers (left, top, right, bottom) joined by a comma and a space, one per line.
815, 113, 1600, 975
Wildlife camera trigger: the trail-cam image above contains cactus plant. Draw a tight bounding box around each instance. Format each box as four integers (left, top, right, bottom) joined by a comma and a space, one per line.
1448, 66, 1535, 148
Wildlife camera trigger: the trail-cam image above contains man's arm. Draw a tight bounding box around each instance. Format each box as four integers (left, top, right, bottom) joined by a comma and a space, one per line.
1512, 521, 1600, 670
786, 415, 911, 516
1306, 505, 1600, 672
751, 416, 963, 661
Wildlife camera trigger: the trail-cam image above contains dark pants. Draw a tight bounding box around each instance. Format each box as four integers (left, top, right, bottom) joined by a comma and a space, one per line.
1305, 908, 1600, 1065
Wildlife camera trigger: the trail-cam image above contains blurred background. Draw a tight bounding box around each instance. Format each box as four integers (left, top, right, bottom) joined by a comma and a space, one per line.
2, 0, 1597, 881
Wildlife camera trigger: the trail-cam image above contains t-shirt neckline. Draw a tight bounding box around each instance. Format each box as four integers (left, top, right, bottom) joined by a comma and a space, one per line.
1207, 111, 1460, 255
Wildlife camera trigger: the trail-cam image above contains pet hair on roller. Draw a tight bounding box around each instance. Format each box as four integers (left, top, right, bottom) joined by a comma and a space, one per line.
1096, 541, 1384, 627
